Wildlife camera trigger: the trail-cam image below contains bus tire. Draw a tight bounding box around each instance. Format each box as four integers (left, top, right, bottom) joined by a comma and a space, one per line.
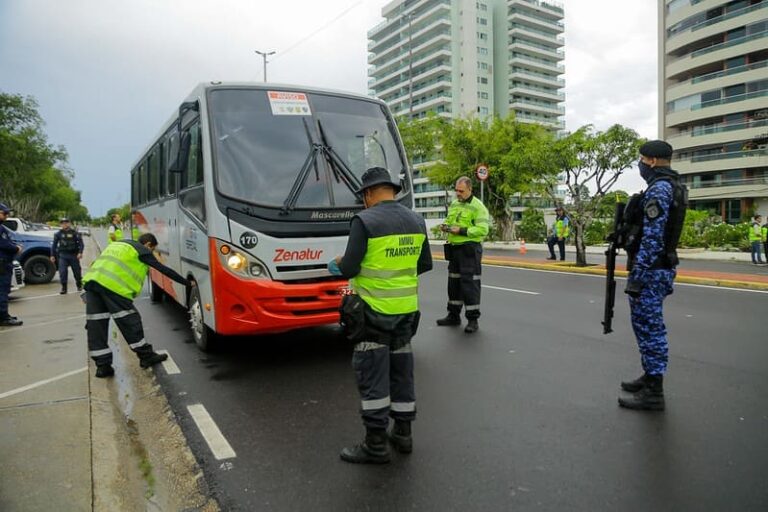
150, 279, 164, 303
188, 284, 217, 352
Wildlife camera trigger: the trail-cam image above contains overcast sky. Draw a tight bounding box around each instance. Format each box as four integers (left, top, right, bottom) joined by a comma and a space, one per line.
0, 0, 657, 216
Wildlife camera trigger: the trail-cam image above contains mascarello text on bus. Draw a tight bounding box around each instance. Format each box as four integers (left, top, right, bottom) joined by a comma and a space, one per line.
130, 82, 413, 350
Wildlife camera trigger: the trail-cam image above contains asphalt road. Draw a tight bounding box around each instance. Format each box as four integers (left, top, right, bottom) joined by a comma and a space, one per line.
137, 260, 768, 511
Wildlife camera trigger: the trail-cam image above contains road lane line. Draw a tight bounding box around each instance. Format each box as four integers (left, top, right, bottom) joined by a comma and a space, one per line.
0, 314, 86, 335
482, 284, 540, 295
156, 349, 181, 375
0, 366, 88, 400
11, 292, 69, 302
187, 404, 237, 460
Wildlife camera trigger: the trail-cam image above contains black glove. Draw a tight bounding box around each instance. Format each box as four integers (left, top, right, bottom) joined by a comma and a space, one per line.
624, 278, 643, 298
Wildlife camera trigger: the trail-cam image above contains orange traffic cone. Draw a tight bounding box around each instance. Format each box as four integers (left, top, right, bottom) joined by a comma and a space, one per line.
519, 239, 527, 255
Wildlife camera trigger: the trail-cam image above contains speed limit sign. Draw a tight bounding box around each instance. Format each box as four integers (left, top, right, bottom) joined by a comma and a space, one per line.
475, 164, 489, 181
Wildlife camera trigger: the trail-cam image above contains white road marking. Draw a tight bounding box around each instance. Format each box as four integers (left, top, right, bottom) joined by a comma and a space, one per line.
11, 292, 69, 302
0, 314, 86, 335
187, 403, 237, 460
156, 349, 181, 375
0, 366, 88, 400
482, 284, 540, 295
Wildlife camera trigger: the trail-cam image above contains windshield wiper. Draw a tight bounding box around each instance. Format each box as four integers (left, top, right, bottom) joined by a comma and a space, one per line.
281, 118, 322, 215
316, 120, 363, 199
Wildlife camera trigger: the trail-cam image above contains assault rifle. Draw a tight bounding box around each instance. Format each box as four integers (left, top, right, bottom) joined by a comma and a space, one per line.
602, 202, 626, 334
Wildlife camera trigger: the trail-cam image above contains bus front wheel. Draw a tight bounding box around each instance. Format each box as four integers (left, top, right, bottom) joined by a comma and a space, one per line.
188, 285, 217, 352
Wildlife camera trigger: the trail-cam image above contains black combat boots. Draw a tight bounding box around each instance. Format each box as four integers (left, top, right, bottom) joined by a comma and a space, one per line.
621, 373, 650, 393
340, 428, 391, 464
59, 286, 67, 295
139, 352, 168, 369
618, 374, 665, 411
0, 316, 23, 327
436, 314, 461, 326
388, 420, 413, 454
464, 319, 479, 333
95, 365, 115, 378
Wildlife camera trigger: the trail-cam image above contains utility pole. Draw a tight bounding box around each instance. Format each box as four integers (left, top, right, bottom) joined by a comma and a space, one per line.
254, 50, 276, 82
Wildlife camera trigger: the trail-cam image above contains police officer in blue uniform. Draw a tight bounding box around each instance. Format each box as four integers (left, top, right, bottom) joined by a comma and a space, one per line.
620, 140, 687, 411
51, 217, 84, 294
0, 203, 23, 326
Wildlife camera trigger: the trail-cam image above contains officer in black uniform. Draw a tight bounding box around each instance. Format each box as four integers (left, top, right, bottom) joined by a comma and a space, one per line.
0, 203, 23, 326
51, 217, 84, 294
329, 167, 432, 464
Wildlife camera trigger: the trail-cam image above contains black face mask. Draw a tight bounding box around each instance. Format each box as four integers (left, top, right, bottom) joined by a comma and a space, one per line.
638, 160, 656, 183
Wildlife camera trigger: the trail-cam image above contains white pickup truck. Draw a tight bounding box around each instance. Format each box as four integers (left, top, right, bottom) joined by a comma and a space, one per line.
3, 217, 55, 238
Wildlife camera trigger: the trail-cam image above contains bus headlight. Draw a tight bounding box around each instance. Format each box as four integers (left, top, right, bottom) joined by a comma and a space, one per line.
249, 263, 265, 277
227, 253, 247, 271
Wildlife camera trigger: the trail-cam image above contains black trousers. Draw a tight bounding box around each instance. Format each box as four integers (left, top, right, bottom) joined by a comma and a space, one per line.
446, 243, 482, 320
0, 265, 11, 319
85, 282, 154, 366
58, 253, 82, 287
547, 236, 565, 260
353, 313, 418, 430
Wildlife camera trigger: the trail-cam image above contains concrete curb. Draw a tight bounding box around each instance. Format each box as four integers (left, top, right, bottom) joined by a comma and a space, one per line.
88, 234, 219, 511
433, 255, 768, 291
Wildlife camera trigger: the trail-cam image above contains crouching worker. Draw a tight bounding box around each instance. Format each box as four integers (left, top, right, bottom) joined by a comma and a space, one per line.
83, 233, 190, 378
330, 167, 432, 464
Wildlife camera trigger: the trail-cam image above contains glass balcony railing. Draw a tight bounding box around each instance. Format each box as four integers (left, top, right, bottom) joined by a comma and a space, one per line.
510, 68, 565, 86
510, 53, 564, 72
690, 89, 768, 111
689, 148, 768, 162
690, 60, 768, 85
688, 175, 768, 189
692, 3, 767, 33
690, 30, 768, 59
518, 0, 564, 16
509, 23, 564, 43
684, 118, 768, 137
509, 38, 565, 57
508, 10, 564, 30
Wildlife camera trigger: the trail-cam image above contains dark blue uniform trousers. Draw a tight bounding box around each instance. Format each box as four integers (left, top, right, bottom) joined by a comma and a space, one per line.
58, 253, 82, 287
0, 265, 11, 319
629, 269, 675, 376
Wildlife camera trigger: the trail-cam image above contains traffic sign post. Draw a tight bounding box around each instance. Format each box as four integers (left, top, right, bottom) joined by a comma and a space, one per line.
475, 164, 489, 203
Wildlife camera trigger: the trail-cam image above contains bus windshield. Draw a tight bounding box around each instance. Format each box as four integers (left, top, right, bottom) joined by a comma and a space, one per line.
209, 89, 406, 209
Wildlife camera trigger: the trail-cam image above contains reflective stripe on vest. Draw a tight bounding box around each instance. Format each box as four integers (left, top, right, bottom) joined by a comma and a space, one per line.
83, 241, 148, 299
351, 233, 424, 314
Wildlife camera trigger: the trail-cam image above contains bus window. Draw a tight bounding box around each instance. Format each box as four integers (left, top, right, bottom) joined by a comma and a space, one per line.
131, 169, 139, 206
139, 163, 147, 204
148, 148, 160, 201
184, 122, 204, 188
158, 143, 166, 197
166, 131, 179, 196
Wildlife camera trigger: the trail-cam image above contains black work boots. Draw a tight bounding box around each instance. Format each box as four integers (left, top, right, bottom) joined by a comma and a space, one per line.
464, 319, 479, 333
436, 314, 461, 326
95, 365, 115, 378
340, 428, 390, 464
619, 374, 665, 411
59, 286, 67, 295
139, 352, 168, 369
388, 421, 413, 454
0, 316, 23, 327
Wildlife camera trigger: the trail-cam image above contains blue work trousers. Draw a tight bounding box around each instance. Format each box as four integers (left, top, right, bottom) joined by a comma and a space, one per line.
58, 253, 82, 287
0, 267, 10, 318
629, 269, 675, 376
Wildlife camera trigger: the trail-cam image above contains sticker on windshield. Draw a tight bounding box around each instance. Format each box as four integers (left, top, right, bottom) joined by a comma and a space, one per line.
268, 91, 311, 116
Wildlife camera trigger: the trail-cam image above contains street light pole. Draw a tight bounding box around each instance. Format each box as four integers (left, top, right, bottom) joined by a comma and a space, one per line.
254, 50, 276, 82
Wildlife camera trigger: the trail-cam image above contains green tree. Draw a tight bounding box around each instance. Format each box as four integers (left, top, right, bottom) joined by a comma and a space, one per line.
425, 115, 559, 240
547, 125, 643, 266
0, 92, 89, 221
518, 207, 546, 243
397, 113, 444, 164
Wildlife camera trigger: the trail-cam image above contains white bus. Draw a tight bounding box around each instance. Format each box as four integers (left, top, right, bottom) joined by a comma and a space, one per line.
130, 82, 414, 350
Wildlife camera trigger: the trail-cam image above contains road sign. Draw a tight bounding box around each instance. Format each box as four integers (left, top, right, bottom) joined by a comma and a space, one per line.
476, 164, 489, 181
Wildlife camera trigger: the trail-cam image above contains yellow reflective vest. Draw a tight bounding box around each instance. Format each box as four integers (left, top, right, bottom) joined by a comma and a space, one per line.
445, 196, 490, 244
109, 223, 123, 244
83, 241, 148, 299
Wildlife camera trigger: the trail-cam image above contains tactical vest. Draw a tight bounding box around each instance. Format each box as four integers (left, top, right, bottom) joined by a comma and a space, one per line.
622, 170, 688, 269
58, 230, 78, 252
350, 202, 425, 315
109, 224, 123, 243
83, 241, 148, 299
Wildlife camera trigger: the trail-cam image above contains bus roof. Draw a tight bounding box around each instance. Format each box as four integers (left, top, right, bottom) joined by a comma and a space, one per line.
130, 82, 388, 174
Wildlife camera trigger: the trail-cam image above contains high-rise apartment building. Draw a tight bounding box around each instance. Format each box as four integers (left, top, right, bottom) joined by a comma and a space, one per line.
367, 0, 565, 221
660, 0, 768, 223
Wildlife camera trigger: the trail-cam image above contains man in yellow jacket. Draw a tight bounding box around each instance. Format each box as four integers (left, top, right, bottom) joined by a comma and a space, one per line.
83, 233, 190, 378
437, 176, 490, 333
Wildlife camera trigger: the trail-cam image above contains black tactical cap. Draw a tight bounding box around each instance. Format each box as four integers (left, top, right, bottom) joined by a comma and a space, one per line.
356, 167, 402, 193
0, 203, 10, 214
639, 140, 673, 159
60, 217, 71, 223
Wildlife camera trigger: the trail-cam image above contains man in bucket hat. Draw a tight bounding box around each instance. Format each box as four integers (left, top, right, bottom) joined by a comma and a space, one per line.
329, 167, 432, 463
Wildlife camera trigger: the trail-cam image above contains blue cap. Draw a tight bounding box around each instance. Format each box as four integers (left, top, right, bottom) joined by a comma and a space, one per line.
0, 203, 10, 214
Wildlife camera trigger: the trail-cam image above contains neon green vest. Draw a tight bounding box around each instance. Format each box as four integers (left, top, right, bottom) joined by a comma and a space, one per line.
83, 241, 148, 299
445, 196, 490, 244
749, 222, 762, 242
351, 233, 425, 314
109, 224, 123, 244
762, 225, 767, 242
132, 226, 140, 240
554, 217, 570, 238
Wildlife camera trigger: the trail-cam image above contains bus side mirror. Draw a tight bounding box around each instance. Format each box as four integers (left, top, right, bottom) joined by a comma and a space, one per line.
169, 132, 191, 173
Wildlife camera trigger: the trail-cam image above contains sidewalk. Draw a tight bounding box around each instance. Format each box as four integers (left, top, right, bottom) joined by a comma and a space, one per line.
430, 240, 768, 291
0, 238, 217, 511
